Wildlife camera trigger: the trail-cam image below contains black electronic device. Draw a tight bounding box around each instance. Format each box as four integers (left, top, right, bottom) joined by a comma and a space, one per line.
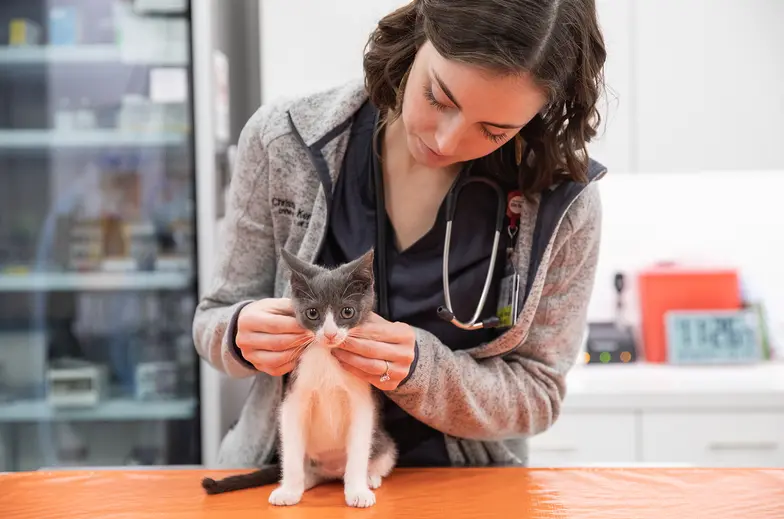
584, 272, 638, 364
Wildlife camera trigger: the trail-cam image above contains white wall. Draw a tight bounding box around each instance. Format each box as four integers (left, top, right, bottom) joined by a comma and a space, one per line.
257, 0, 784, 346
633, 0, 784, 173
593, 170, 784, 350
260, 0, 408, 105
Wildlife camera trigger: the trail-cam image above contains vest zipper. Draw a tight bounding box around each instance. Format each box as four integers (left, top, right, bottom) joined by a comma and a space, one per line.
508, 168, 608, 352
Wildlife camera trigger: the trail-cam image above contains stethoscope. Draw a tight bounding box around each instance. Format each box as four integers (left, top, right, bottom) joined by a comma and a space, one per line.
371, 111, 516, 331
436, 171, 507, 330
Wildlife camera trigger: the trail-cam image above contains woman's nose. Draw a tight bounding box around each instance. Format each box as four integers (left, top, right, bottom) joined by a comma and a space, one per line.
435, 119, 464, 155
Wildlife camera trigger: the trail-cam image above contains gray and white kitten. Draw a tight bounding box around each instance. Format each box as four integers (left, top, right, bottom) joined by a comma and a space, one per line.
202, 247, 397, 508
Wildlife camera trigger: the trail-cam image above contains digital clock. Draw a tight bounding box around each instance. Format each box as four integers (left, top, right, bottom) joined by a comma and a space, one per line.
664, 309, 764, 364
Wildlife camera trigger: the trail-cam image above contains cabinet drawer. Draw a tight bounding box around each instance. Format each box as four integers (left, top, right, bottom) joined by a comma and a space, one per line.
528, 411, 637, 466
641, 412, 784, 467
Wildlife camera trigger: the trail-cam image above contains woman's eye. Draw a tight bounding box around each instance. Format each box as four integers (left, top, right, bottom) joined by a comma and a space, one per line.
424, 85, 506, 144
481, 126, 507, 144
306, 308, 319, 320
340, 307, 355, 319
423, 85, 448, 112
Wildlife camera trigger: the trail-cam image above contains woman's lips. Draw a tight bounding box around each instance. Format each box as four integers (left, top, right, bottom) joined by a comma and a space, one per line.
419, 137, 445, 159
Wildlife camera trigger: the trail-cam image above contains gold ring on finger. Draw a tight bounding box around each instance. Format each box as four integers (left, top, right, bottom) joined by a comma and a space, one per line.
379, 360, 391, 382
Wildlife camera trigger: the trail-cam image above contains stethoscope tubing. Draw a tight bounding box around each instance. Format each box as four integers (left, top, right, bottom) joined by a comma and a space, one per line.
438, 174, 507, 330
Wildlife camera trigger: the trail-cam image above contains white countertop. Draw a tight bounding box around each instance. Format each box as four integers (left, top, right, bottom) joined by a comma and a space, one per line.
561, 361, 784, 411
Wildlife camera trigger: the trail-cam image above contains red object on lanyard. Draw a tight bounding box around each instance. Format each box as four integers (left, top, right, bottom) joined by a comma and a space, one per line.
506, 190, 523, 229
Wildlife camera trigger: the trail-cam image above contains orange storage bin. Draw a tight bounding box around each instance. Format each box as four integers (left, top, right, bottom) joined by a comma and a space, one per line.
637, 264, 741, 363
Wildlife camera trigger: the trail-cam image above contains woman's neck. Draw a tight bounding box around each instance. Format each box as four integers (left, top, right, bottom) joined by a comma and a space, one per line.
379, 111, 463, 251
382, 112, 417, 174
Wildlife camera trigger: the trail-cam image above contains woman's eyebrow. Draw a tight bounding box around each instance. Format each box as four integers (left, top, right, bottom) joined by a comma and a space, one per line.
432, 70, 463, 109
432, 70, 524, 130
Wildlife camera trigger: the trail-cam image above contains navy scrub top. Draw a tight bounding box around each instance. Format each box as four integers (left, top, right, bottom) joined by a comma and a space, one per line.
316, 100, 514, 466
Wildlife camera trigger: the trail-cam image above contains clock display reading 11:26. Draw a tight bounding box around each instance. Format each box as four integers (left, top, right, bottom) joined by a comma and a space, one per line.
664, 309, 764, 364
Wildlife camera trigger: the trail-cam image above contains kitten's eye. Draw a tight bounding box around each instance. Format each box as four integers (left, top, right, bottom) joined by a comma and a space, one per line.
340, 307, 355, 319
305, 308, 319, 320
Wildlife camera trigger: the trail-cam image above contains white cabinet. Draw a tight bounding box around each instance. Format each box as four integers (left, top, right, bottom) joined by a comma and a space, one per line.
641, 412, 784, 468
528, 363, 784, 467
528, 411, 637, 467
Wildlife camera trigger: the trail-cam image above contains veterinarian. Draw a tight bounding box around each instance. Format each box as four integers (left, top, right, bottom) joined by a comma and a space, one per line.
193, 0, 607, 468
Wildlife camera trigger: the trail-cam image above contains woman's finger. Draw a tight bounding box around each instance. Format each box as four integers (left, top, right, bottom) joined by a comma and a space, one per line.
235, 331, 313, 353
331, 349, 388, 375
336, 360, 401, 391
241, 312, 303, 334
266, 359, 298, 377
243, 348, 304, 372
350, 321, 412, 343
332, 350, 406, 385
336, 337, 410, 363
263, 297, 296, 315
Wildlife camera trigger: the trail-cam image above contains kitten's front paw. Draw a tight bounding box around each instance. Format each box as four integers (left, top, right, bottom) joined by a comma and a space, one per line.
368, 474, 382, 489
345, 486, 376, 508
268, 486, 303, 506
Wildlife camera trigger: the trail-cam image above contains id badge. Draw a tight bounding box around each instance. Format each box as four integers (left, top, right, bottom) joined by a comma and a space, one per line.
496, 269, 520, 328
497, 201, 522, 328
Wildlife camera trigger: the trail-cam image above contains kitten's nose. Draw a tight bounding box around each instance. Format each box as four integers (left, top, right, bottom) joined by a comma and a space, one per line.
324, 331, 337, 342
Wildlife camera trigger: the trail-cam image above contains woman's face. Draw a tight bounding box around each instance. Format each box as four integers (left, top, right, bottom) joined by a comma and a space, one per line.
400, 40, 549, 169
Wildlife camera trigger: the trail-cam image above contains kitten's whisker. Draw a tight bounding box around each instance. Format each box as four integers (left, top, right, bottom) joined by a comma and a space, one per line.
340, 280, 364, 300
285, 337, 314, 364
288, 334, 315, 349
293, 286, 318, 302
286, 334, 313, 347
293, 334, 315, 348
284, 348, 301, 365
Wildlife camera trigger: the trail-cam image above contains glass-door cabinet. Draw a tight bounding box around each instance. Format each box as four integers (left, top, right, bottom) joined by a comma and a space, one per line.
0, 0, 200, 471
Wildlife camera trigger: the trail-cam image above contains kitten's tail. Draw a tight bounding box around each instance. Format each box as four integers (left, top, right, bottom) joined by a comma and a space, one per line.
201, 465, 280, 495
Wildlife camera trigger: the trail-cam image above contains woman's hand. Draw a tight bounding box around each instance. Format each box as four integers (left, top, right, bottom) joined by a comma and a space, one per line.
332, 313, 417, 390
235, 298, 314, 376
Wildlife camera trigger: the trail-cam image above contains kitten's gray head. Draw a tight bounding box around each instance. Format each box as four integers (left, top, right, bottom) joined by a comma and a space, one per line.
280, 248, 375, 347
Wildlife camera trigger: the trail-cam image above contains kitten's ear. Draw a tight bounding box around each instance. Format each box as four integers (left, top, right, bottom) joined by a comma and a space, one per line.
280, 248, 322, 279
342, 248, 375, 286
280, 248, 322, 298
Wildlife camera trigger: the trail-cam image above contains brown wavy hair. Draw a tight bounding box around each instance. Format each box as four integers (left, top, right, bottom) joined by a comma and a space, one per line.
363, 0, 607, 194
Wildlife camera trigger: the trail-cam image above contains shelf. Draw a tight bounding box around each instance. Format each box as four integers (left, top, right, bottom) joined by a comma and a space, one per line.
0, 44, 187, 66
0, 130, 188, 150
0, 396, 196, 422
133, 0, 189, 15
562, 361, 784, 410
0, 271, 192, 292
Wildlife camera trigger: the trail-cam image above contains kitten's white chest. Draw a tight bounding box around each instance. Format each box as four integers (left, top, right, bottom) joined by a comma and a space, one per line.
288, 343, 370, 469
296, 343, 352, 391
